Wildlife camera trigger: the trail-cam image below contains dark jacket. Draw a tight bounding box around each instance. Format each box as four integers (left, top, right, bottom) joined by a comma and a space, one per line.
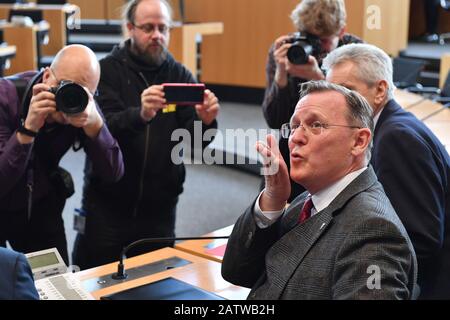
0, 71, 124, 212
262, 34, 363, 201
82, 41, 217, 218
0, 247, 38, 300
372, 99, 450, 299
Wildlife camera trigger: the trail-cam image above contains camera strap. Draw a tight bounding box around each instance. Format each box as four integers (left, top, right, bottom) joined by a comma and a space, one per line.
20, 69, 45, 122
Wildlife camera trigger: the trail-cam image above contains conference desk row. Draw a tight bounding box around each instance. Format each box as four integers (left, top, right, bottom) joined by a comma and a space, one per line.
395, 89, 450, 151
75, 246, 248, 300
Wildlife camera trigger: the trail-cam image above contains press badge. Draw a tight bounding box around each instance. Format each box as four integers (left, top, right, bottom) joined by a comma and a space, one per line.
73, 208, 86, 235
162, 104, 177, 113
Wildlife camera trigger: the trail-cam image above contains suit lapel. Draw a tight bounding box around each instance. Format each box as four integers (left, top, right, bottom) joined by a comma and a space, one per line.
263, 167, 379, 299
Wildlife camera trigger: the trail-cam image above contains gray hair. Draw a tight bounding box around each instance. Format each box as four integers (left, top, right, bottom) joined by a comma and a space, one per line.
290, 0, 346, 37
122, 0, 173, 25
322, 43, 395, 100
299, 80, 374, 163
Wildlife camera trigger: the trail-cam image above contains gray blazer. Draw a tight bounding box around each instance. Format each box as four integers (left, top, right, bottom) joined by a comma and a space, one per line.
222, 167, 418, 299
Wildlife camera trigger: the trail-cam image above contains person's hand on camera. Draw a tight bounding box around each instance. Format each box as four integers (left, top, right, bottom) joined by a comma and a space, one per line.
17, 83, 56, 144
63, 89, 104, 138
285, 55, 325, 81
256, 134, 290, 211
195, 89, 220, 126
140, 85, 167, 122
273, 35, 292, 88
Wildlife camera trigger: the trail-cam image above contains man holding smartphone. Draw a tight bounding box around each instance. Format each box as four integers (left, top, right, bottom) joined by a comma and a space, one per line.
72, 0, 220, 269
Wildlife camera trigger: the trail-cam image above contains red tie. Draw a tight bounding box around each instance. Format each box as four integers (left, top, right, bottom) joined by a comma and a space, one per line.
299, 198, 313, 224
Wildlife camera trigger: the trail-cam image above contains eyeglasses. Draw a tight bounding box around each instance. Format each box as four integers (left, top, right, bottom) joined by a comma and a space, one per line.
132, 23, 170, 35
280, 121, 361, 138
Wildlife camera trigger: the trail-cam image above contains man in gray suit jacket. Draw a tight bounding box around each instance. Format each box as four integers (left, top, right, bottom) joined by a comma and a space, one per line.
222, 81, 418, 299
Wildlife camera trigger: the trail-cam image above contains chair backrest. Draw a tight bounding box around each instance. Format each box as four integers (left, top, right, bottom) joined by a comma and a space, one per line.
36, 0, 67, 4
8, 9, 43, 23
393, 57, 426, 88
0, 0, 26, 4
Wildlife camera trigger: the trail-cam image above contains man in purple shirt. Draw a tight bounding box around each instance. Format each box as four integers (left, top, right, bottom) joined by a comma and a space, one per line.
0, 45, 124, 264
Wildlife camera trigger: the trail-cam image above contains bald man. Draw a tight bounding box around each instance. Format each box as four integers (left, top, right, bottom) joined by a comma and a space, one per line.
0, 45, 124, 264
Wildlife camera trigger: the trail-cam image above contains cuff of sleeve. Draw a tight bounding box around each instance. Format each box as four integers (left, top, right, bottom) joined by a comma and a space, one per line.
86, 124, 115, 148
132, 107, 151, 127
10, 133, 33, 163
253, 189, 285, 229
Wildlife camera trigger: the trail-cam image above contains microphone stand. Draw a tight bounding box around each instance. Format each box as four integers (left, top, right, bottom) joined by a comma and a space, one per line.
112, 236, 229, 280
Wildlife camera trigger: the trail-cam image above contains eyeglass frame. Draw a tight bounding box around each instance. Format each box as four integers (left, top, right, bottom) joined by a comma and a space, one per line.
131, 22, 171, 35
280, 121, 362, 138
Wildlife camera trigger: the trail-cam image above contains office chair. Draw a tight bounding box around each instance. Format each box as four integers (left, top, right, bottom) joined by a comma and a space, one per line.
0, 0, 26, 4
439, 0, 450, 45
393, 57, 443, 97
36, 0, 67, 4
393, 57, 427, 88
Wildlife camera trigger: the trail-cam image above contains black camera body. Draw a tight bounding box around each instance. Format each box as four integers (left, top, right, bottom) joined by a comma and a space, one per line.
49, 81, 88, 115
285, 32, 322, 65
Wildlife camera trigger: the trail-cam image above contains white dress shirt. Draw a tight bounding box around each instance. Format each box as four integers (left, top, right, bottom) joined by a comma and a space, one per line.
254, 167, 368, 228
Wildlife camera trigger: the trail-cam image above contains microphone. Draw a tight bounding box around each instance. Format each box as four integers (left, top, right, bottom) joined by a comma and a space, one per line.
111, 236, 229, 280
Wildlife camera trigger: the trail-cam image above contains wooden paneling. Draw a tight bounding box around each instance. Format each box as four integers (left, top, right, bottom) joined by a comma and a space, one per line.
360, 0, 410, 57
78, 0, 412, 88
71, 0, 106, 20
183, 0, 298, 88
2, 25, 38, 75
106, 0, 126, 20
441, 54, 450, 89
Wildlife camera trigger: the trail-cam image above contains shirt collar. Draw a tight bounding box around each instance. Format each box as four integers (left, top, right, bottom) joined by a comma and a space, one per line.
309, 167, 367, 215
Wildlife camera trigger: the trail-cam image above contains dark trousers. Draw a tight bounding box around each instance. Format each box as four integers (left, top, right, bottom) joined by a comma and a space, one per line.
0, 192, 69, 265
424, 0, 441, 34
72, 203, 177, 270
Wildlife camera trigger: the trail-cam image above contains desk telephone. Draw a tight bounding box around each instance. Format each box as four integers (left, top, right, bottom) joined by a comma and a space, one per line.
25, 248, 94, 300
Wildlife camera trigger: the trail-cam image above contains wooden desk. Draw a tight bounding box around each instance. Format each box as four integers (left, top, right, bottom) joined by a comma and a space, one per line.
394, 89, 446, 120
75, 247, 249, 300
1, 22, 49, 75
168, 22, 224, 79
175, 225, 233, 263
0, 45, 16, 76
0, 4, 79, 56
441, 54, 450, 89
423, 108, 450, 152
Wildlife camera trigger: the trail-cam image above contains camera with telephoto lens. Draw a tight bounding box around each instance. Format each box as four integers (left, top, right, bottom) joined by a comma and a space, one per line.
48, 81, 89, 115
285, 32, 322, 65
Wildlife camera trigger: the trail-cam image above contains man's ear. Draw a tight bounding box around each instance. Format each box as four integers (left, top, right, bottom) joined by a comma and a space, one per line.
352, 128, 372, 157
338, 26, 346, 39
374, 79, 389, 106
42, 67, 51, 83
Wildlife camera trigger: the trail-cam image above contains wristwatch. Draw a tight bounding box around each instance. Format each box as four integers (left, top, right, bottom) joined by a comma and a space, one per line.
18, 122, 39, 138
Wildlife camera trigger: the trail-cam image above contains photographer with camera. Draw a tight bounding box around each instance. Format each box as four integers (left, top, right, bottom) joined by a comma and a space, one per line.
72, 0, 219, 270
262, 0, 362, 201
0, 45, 124, 264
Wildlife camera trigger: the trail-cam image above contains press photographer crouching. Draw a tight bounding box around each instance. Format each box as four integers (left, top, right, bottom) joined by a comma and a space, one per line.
0, 45, 124, 264
262, 0, 362, 202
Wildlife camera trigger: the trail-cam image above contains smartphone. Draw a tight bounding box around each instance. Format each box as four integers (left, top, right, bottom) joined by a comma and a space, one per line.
162, 83, 205, 105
